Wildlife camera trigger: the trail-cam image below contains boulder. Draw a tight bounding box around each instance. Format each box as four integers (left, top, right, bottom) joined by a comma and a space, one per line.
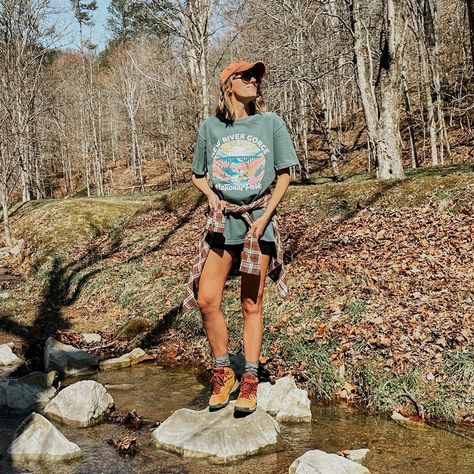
276, 387, 312, 422
0, 248, 10, 258
99, 348, 154, 370
6, 412, 82, 464
289, 449, 371, 473
151, 401, 282, 463
257, 376, 298, 414
0, 344, 21, 366
9, 239, 24, 256
44, 336, 98, 376
44, 380, 114, 427
0, 371, 59, 413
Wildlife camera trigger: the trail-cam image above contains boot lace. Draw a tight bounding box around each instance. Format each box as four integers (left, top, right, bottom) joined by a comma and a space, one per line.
210, 370, 227, 395
239, 377, 258, 399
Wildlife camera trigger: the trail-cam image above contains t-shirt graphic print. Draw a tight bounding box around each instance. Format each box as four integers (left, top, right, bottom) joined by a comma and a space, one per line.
191, 111, 299, 244
212, 135, 268, 193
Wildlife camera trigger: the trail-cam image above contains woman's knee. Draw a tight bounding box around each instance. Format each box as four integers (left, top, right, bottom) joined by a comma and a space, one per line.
241, 296, 263, 317
197, 293, 221, 316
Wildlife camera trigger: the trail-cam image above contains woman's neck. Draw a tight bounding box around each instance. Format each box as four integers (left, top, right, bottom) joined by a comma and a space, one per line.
230, 96, 252, 119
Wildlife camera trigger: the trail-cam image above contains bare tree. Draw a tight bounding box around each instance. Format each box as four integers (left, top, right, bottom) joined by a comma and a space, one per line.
141, 0, 214, 122
348, 0, 407, 179
466, 0, 474, 70
70, 0, 105, 196
0, 0, 53, 243
104, 43, 147, 190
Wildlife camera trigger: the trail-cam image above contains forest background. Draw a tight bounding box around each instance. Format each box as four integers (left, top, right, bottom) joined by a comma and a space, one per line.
0, 0, 473, 425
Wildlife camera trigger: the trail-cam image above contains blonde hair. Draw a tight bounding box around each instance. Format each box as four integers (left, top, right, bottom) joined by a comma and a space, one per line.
215, 75, 267, 123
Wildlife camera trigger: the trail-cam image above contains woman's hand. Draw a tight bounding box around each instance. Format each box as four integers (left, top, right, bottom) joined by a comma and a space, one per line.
207, 192, 225, 212
248, 215, 271, 239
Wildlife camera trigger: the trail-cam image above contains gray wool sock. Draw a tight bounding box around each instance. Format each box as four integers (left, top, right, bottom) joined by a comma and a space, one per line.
244, 360, 259, 377
214, 353, 231, 368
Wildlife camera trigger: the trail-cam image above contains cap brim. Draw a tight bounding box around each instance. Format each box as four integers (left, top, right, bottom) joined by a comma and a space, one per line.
237, 61, 266, 78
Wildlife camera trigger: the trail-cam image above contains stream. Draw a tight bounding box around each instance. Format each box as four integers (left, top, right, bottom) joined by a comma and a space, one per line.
0, 362, 473, 473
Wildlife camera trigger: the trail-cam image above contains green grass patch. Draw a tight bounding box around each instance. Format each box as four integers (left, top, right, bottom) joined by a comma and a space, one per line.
279, 335, 340, 399
351, 359, 463, 422
345, 299, 366, 321
444, 349, 474, 389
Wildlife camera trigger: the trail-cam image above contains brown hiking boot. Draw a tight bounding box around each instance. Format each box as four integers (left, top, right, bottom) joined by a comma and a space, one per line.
234, 372, 259, 414
208, 366, 239, 411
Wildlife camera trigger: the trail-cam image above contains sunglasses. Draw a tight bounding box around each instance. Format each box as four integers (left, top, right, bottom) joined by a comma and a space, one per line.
231, 70, 262, 85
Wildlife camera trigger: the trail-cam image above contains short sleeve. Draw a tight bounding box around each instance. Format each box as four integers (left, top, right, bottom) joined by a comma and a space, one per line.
191, 129, 207, 175
273, 114, 299, 170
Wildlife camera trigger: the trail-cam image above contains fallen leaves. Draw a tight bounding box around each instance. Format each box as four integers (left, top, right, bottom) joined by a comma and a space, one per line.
279, 199, 474, 375
105, 409, 157, 430
107, 435, 138, 458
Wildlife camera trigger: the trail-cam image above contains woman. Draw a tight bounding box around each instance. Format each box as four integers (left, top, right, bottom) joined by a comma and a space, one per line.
182, 60, 299, 415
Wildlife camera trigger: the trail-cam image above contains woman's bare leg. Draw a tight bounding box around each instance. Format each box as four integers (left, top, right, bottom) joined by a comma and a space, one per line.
240, 254, 272, 362
197, 247, 236, 357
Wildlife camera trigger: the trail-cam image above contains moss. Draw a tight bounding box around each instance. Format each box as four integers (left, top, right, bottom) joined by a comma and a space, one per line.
13, 198, 147, 270
283, 168, 473, 222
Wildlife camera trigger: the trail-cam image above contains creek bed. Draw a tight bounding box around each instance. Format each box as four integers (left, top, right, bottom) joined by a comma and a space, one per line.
0, 362, 473, 473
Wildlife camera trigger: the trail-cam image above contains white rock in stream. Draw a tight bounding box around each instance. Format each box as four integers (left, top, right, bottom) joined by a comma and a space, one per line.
44, 336, 98, 376
258, 376, 297, 413
345, 449, 370, 463
151, 401, 282, 463
258, 376, 311, 422
0, 371, 59, 413
0, 344, 21, 366
99, 348, 154, 370
276, 387, 312, 422
289, 449, 371, 473
44, 380, 114, 427
7, 412, 82, 464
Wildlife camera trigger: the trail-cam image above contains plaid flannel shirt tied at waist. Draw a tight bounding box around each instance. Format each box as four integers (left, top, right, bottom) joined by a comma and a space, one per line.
181, 191, 288, 313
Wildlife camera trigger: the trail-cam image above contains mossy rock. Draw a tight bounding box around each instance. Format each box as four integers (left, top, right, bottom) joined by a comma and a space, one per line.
115, 317, 150, 339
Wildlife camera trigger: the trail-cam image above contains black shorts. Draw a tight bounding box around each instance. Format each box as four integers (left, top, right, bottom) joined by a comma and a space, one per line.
210, 239, 276, 258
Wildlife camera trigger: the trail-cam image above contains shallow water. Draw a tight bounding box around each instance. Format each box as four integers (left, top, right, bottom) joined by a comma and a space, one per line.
0, 362, 473, 473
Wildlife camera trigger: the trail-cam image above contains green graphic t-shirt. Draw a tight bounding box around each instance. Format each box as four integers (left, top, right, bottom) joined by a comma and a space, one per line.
191, 111, 299, 244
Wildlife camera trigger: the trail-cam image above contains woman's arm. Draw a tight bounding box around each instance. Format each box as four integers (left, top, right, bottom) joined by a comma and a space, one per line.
192, 173, 224, 211
191, 173, 215, 198
262, 168, 292, 221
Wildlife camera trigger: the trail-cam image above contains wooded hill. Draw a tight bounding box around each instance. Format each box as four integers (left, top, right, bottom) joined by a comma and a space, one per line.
1, 1, 474, 231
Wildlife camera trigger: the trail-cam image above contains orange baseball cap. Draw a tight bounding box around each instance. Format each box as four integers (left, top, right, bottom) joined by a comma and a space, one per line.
219, 60, 266, 86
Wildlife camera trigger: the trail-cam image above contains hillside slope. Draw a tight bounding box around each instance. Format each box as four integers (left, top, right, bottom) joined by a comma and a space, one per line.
1, 164, 473, 424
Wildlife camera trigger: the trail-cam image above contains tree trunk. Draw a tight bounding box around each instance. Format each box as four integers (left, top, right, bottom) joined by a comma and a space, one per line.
466, 0, 474, 71
0, 189, 14, 248
350, 0, 406, 180
402, 71, 419, 168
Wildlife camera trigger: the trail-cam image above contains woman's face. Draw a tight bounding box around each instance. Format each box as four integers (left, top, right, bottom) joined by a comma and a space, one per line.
230, 69, 261, 102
